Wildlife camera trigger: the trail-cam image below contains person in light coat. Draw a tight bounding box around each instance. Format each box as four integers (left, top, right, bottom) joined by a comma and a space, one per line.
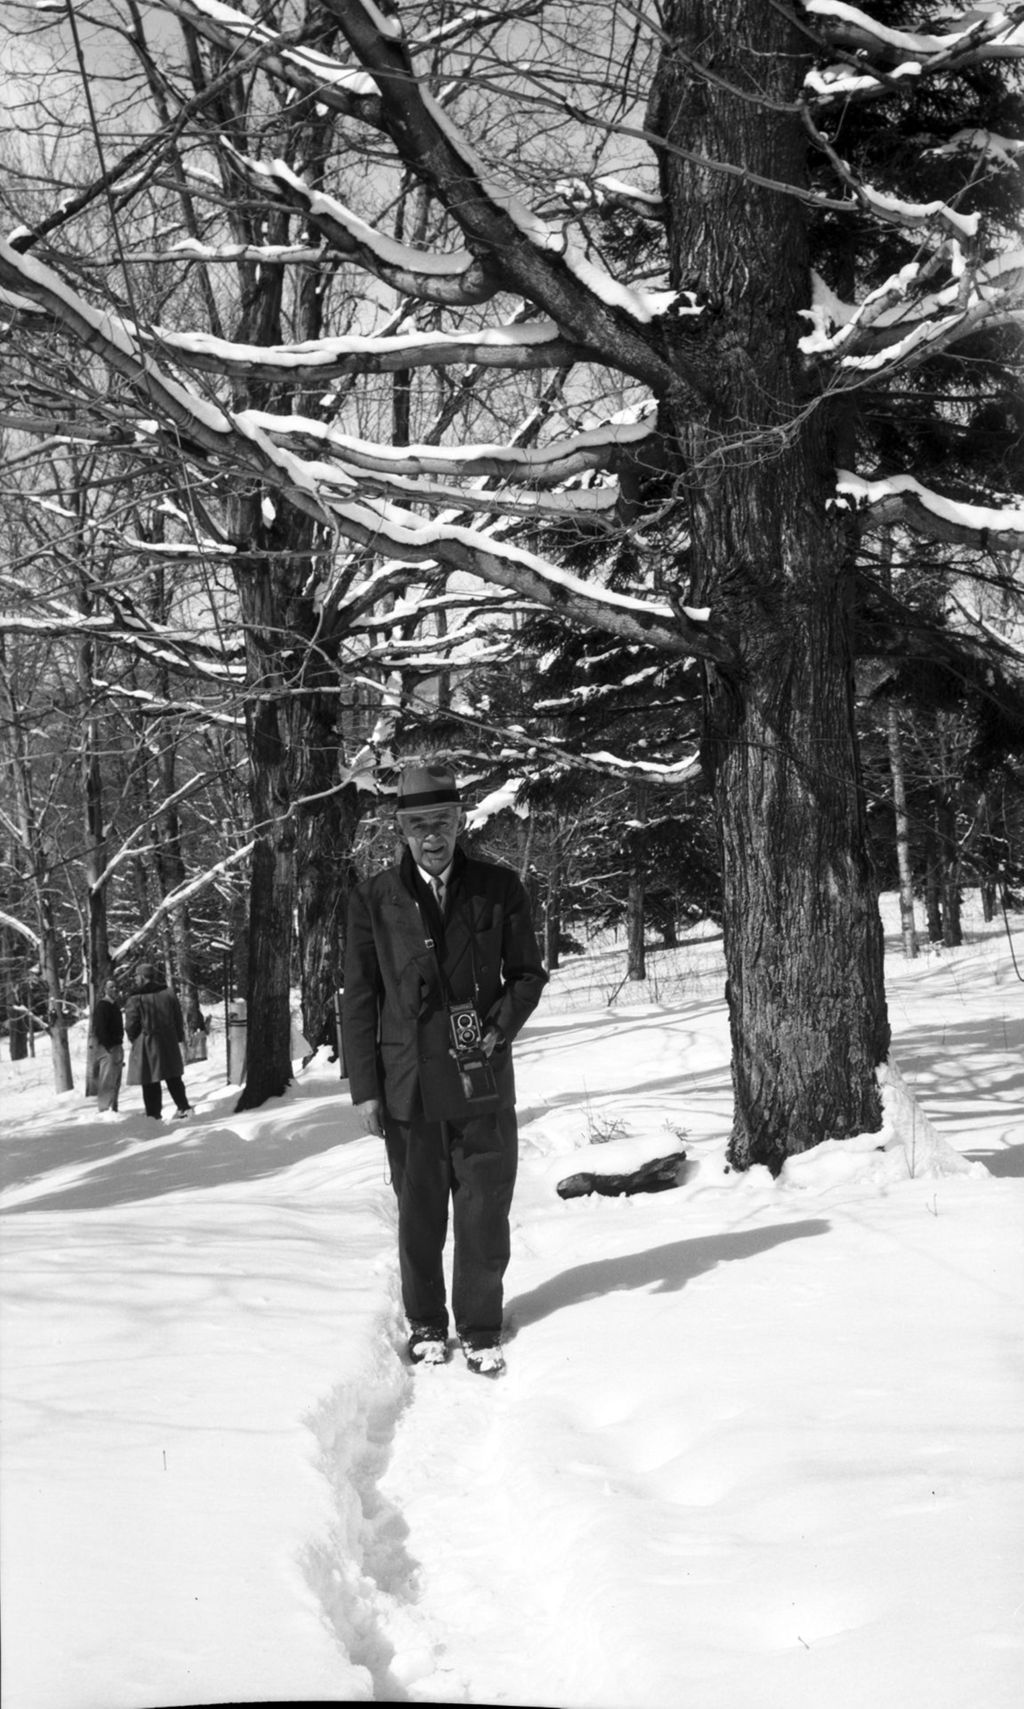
91, 978, 124, 1112
343, 763, 546, 1375
124, 963, 193, 1121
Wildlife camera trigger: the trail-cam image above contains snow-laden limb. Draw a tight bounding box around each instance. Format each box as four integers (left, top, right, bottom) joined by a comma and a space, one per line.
238, 411, 656, 486
803, 0, 1024, 103
0, 612, 239, 681
0, 910, 41, 950
802, 111, 980, 240
0, 239, 726, 662
323, 494, 726, 659
319, 0, 686, 400
96, 681, 245, 727
805, 0, 998, 57
555, 175, 668, 225
833, 471, 1024, 551
152, 314, 584, 382
930, 127, 1024, 166
577, 749, 702, 784
798, 262, 922, 355
242, 155, 500, 306
159, 242, 325, 267
464, 777, 529, 829
113, 842, 257, 964
221, 11, 675, 324
148, 0, 381, 106
0, 565, 244, 682
799, 247, 1024, 372
858, 181, 978, 240
948, 594, 1024, 663
420, 87, 673, 325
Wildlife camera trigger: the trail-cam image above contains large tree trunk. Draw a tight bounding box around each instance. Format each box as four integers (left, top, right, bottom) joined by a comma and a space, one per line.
79, 638, 110, 1095
650, 0, 890, 1172
296, 770, 361, 1054
231, 508, 299, 1109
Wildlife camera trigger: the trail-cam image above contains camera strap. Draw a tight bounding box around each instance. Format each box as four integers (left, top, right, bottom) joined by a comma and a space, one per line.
412, 891, 481, 1011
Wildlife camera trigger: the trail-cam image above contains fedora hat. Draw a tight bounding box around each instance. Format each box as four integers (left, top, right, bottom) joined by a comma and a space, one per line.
396, 764, 461, 809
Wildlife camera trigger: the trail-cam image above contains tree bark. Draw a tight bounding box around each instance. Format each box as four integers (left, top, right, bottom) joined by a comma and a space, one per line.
231, 504, 299, 1109
649, 0, 890, 1171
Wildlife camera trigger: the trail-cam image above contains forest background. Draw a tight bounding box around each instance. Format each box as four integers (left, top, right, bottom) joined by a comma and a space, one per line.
1, 0, 1022, 1169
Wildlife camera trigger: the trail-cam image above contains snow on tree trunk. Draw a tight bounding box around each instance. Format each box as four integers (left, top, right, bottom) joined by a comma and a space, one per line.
649, 0, 890, 1170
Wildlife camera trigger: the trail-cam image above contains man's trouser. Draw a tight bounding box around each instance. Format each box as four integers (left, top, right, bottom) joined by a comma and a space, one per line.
141, 1076, 189, 1118
383, 1108, 518, 1346
95, 1045, 123, 1111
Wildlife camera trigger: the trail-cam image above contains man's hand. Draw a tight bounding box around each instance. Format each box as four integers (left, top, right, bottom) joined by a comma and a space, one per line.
481, 1027, 504, 1059
356, 1098, 384, 1136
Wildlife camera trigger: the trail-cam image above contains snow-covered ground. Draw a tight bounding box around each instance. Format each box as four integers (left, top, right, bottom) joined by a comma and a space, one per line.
1, 895, 1022, 1709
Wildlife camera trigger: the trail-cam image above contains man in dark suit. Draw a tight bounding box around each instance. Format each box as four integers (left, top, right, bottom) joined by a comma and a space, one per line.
343, 763, 547, 1375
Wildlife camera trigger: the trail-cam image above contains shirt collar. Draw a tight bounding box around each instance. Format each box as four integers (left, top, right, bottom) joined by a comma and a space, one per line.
415, 861, 452, 890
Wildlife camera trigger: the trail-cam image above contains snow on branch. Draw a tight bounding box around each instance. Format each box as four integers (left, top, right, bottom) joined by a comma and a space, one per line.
88, 769, 244, 896
318, 0, 688, 400
148, 0, 382, 110
237, 411, 656, 487
0, 910, 41, 950
803, 0, 1024, 102
799, 248, 1024, 373
834, 471, 1024, 552
151, 314, 585, 382
948, 594, 1024, 663
0, 583, 243, 682
241, 155, 501, 306
802, 110, 979, 240
554, 175, 667, 225
0, 236, 727, 666
114, 841, 256, 964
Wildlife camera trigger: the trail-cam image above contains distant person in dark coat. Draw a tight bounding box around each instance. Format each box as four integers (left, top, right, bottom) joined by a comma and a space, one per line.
343, 763, 546, 1375
124, 963, 193, 1121
92, 978, 124, 1113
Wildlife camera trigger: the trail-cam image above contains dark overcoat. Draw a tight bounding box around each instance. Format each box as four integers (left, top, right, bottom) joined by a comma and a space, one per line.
343, 846, 546, 1122
125, 982, 186, 1084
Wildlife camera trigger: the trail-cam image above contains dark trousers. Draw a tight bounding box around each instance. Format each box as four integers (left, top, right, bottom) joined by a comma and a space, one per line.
384, 1108, 518, 1345
141, 1077, 189, 1118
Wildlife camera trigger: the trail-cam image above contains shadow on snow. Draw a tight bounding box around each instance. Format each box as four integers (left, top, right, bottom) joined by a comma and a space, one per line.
506, 1219, 830, 1330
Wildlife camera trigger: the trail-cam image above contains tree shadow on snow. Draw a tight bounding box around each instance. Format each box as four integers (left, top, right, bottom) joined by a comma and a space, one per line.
0, 1090, 364, 1215
892, 1013, 1024, 1155
965, 1142, 1024, 1178
506, 1219, 830, 1330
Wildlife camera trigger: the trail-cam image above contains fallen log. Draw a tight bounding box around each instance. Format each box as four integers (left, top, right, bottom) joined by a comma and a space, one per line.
556, 1150, 687, 1200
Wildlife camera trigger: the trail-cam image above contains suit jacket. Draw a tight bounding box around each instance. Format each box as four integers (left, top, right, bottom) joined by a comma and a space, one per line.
343, 846, 546, 1121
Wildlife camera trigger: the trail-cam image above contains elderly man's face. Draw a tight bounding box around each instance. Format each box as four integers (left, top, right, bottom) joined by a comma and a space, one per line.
397, 804, 463, 876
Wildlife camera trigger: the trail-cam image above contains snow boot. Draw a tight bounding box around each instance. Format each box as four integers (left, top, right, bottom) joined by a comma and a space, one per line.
460, 1339, 505, 1378
408, 1326, 449, 1365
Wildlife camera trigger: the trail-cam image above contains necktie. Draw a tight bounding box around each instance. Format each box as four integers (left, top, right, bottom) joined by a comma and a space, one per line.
431, 877, 445, 914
